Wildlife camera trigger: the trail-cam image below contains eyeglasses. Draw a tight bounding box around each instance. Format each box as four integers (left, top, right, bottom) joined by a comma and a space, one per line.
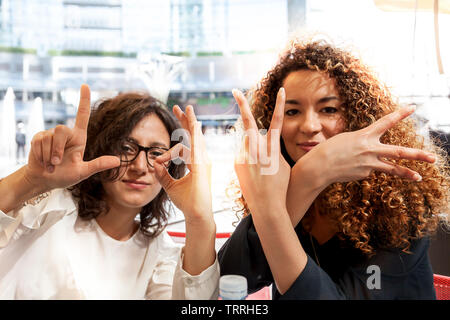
119, 139, 170, 168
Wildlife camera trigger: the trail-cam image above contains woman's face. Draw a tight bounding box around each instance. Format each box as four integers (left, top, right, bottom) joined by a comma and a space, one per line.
102, 114, 171, 213
281, 70, 346, 162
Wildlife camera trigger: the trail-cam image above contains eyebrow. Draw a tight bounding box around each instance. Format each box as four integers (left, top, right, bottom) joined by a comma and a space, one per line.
317, 96, 339, 104
127, 137, 169, 149
285, 96, 339, 106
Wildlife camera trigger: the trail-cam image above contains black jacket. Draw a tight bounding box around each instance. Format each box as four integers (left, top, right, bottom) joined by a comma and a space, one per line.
218, 215, 436, 300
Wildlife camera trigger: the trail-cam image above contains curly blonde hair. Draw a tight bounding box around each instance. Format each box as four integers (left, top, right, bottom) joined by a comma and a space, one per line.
230, 37, 450, 257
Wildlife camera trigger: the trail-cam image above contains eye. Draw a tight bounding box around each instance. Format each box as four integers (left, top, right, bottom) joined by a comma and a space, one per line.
121, 143, 137, 155
148, 149, 165, 159
285, 109, 299, 116
321, 107, 339, 114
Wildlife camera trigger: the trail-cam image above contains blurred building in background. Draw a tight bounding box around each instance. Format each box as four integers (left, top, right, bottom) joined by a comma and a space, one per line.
0, 0, 295, 129
0, 0, 448, 131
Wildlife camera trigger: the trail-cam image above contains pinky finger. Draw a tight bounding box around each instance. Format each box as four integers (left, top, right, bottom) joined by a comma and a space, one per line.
377, 158, 422, 181
379, 145, 436, 163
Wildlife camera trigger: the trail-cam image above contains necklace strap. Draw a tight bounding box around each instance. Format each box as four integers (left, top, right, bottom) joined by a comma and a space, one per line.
309, 233, 321, 268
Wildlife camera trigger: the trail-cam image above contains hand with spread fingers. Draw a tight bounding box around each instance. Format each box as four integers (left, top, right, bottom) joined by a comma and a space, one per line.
301, 106, 435, 185
153, 105, 216, 275
287, 105, 438, 227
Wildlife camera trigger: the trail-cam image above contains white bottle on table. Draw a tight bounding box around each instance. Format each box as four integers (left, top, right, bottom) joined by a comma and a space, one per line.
219, 275, 248, 300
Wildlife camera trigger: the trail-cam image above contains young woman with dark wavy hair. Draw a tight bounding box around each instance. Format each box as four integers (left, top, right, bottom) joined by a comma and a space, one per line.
218, 37, 450, 299
0, 84, 218, 299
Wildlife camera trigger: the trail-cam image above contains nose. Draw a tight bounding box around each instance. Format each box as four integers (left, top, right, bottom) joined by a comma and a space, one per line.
129, 150, 151, 174
299, 110, 322, 135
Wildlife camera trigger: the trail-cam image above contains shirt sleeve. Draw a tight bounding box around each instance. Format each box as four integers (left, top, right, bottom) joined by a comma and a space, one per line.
0, 188, 76, 248
277, 256, 347, 299
281, 238, 436, 300
171, 249, 220, 300
145, 232, 220, 300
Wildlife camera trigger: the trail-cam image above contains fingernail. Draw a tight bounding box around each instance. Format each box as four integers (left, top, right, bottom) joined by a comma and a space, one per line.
47, 165, 55, 173
427, 154, 436, 162
413, 173, 422, 181
279, 87, 285, 98
408, 105, 416, 112
51, 156, 59, 165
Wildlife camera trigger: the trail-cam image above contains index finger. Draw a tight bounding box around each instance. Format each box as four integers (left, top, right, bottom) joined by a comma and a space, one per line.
185, 105, 207, 165
172, 105, 189, 132
268, 87, 286, 132
232, 89, 258, 132
370, 105, 415, 136
74, 84, 91, 131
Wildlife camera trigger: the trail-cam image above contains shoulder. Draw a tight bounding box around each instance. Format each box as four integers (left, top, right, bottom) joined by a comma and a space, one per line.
22, 188, 76, 212
364, 237, 430, 275
346, 237, 431, 277
340, 238, 435, 299
16, 188, 77, 230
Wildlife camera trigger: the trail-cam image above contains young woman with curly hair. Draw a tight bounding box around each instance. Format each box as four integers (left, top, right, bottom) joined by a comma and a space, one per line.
0, 85, 218, 299
218, 38, 450, 299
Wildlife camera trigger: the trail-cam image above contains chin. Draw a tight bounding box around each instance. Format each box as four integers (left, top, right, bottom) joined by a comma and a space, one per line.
296, 153, 307, 161
286, 149, 304, 163
122, 193, 158, 208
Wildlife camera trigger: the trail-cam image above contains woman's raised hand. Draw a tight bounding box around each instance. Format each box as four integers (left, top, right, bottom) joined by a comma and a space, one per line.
153, 105, 213, 224
301, 105, 436, 186
286, 105, 437, 226
232, 88, 309, 295
24, 84, 121, 191
232, 87, 291, 215
153, 105, 216, 276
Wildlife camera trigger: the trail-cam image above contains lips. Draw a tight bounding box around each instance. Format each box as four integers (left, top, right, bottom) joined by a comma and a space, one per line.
297, 141, 319, 152
122, 179, 150, 189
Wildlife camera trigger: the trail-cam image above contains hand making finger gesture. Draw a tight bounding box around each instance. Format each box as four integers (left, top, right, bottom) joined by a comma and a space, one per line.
23, 84, 120, 191
287, 105, 437, 226
232, 87, 291, 215
301, 105, 436, 186
153, 105, 213, 224
153, 105, 216, 276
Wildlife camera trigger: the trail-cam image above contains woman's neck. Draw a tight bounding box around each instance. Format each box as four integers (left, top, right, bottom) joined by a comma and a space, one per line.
309, 204, 338, 246
95, 204, 140, 241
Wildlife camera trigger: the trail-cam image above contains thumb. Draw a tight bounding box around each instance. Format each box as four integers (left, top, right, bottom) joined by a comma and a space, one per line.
153, 161, 175, 191
82, 155, 121, 179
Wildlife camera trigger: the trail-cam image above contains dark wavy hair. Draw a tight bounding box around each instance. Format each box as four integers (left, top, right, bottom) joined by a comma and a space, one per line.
230, 36, 450, 256
69, 92, 185, 238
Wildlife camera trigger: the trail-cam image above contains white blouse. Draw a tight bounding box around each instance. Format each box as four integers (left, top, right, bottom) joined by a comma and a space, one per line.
0, 188, 219, 300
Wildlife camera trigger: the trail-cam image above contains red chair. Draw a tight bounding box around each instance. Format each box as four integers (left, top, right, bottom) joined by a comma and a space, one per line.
434, 274, 450, 300
167, 230, 232, 239
167, 230, 232, 251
